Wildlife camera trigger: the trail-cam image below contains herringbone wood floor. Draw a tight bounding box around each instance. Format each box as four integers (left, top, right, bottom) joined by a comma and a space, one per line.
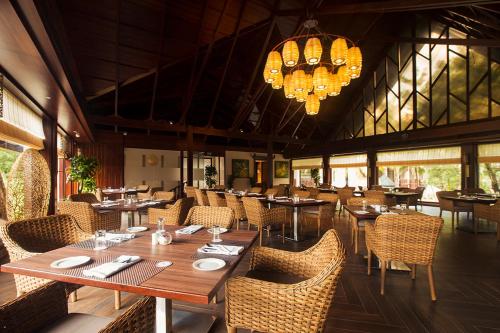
1, 206, 500, 332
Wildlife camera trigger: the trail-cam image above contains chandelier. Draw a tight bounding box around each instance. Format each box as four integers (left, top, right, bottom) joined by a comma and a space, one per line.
263, 20, 362, 116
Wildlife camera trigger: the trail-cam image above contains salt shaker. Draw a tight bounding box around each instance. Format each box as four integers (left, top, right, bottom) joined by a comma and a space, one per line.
151, 232, 159, 245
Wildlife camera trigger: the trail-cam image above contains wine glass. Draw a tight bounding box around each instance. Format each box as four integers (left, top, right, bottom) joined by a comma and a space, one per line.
212, 225, 222, 243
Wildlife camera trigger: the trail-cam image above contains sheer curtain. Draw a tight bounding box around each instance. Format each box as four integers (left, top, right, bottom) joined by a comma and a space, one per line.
377, 147, 460, 166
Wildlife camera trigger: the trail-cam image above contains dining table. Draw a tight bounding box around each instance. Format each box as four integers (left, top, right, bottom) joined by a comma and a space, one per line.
383, 191, 419, 205
102, 188, 138, 199
262, 197, 330, 241
0, 225, 258, 333
92, 199, 173, 227
440, 194, 498, 233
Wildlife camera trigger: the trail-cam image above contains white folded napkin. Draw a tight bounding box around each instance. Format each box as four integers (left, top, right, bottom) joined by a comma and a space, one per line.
198, 244, 243, 256
275, 196, 288, 199
315, 199, 324, 202
275, 199, 290, 203
354, 210, 370, 214
93, 202, 120, 208
175, 225, 203, 235
83, 255, 141, 279
248, 192, 260, 195
104, 233, 135, 243
301, 198, 315, 201
382, 211, 398, 215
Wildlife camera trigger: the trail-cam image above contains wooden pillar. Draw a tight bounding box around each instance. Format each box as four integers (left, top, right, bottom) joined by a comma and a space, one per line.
322, 155, 331, 185
187, 151, 193, 186
180, 151, 184, 196
367, 149, 377, 189
266, 141, 273, 189
461, 143, 478, 190
41, 116, 57, 215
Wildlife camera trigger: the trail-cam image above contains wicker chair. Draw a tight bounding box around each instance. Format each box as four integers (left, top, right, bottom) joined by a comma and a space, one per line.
242, 197, 287, 246
194, 189, 209, 206
69, 193, 100, 204
213, 185, 226, 190
250, 187, 262, 194
0, 175, 7, 220
364, 190, 386, 202
184, 186, 197, 205
225, 194, 247, 230
0, 281, 155, 333
464, 187, 485, 195
307, 187, 320, 198
436, 191, 472, 229
347, 197, 385, 254
293, 190, 311, 198
302, 193, 338, 236
148, 197, 194, 225
57, 201, 121, 234
264, 187, 279, 196
153, 191, 175, 201
0, 215, 91, 296
207, 191, 226, 207
473, 203, 500, 238
183, 206, 234, 229
337, 188, 354, 217
365, 214, 443, 301
225, 229, 345, 333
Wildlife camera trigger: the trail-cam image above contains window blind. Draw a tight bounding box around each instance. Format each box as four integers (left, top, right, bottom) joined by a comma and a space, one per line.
330, 153, 367, 168
376, 147, 461, 166
292, 157, 322, 170
478, 143, 500, 163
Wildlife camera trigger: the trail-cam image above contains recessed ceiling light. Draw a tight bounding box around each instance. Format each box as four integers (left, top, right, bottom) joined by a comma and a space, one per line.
169, 121, 173, 125
123, 132, 128, 136
239, 129, 244, 133
73, 131, 80, 138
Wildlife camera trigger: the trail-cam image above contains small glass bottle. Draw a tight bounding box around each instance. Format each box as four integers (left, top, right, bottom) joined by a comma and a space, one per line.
157, 217, 165, 234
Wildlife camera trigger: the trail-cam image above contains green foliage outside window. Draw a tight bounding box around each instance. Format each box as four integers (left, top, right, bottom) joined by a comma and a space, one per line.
0, 147, 20, 177
67, 155, 98, 193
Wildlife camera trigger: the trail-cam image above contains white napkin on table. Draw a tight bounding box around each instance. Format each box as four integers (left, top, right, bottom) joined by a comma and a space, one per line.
198, 244, 243, 256
275, 196, 288, 199
354, 210, 370, 214
104, 233, 135, 243
93, 202, 120, 208
301, 198, 315, 201
175, 225, 203, 235
83, 255, 141, 279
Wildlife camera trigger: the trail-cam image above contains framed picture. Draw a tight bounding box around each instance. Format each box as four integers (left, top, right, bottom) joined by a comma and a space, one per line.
232, 159, 250, 177
274, 161, 289, 178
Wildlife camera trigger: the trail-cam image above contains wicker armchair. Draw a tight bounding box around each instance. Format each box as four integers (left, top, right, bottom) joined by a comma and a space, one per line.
148, 197, 194, 225
293, 190, 310, 198
207, 191, 226, 207
153, 191, 175, 201
303, 193, 338, 236
337, 188, 354, 216
473, 203, 500, 239
69, 193, 100, 204
365, 214, 443, 300
0, 281, 155, 333
347, 197, 385, 254
225, 229, 345, 333
250, 187, 262, 194
225, 194, 246, 230
264, 187, 279, 196
184, 186, 197, 204
436, 191, 472, 229
306, 187, 320, 198
364, 190, 388, 204
242, 197, 287, 246
194, 189, 209, 206
57, 201, 121, 233
183, 206, 234, 229
0, 215, 91, 295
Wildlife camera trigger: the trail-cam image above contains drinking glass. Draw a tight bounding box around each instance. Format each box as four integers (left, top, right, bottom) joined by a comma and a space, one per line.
94, 230, 107, 250
157, 217, 165, 234
400, 203, 408, 214
103, 196, 109, 202
293, 194, 299, 203
457, 191, 462, 197
380, 205, 388, 213
158, 232, 173, 245
268, 194, 274, 200
212, 225, 222, 243
362, 200, 367, 210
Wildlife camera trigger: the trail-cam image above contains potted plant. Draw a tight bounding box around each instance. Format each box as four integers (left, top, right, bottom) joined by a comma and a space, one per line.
204, 165, 217, 189
67, 155, 98, 194
311, 168, 320, 187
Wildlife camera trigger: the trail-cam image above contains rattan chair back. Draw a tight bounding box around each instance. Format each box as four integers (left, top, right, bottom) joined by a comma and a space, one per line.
0, 175, 6, 220
294, 190, 311, 198
337, 188, 354, 205
347, 197, 384, 206
69, 193, 99, 204
225, 194, 246, 220
241, 197, 266, 226
148, 197, 194, 225
194, 189, 209, 206
153, 191, 175, 201
183, 206, 234, 229
57, 201, 121, 233
250, 187, 262, 194
207, 191, 226, 207
436, 191, 456, 211
264, 187, 279, 196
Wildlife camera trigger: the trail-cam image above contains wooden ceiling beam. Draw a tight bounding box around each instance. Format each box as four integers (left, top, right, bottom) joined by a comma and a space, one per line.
447, 7, 500, 32
276, 103, 304, 134
253, 88, 274, 133
275, 0, 500, 16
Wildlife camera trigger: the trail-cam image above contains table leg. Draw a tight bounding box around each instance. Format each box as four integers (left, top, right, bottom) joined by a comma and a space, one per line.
156, 297, 173, 333
127, 211, 135, 228
284, 207, 300, 241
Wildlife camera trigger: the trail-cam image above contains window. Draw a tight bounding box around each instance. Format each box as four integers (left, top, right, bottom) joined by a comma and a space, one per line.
330, 154, 367, 188
377, 147, 461, 202
478, 143, 500, 194
292, 158, 323, 187
0, 141, 22, 178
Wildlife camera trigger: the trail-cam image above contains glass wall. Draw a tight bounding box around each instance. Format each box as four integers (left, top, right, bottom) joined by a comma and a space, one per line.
478, 143, 500, 194
330, 154, 368, 189
292, 158, 323, 187
377, 147, 461, 201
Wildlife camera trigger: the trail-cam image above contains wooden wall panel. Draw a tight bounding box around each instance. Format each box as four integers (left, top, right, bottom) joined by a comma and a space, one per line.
79, 143, 124, 188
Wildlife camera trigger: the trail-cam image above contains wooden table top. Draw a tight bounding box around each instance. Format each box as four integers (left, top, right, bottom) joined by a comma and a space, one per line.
264, 198, 331, 207
383, 191, 419, 197
344, 205, 422, 219
1, 225, 258, 304
102, 188, 138, 195
441, 195, 497, 204
91, 199, 172, 212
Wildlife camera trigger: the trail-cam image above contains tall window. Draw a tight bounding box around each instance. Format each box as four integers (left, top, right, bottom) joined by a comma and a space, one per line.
377, 146, 461, 202
330, 154, 367, 188
0, 141, 22, 178
478, 143, 500, 194
292, 158, 322, 187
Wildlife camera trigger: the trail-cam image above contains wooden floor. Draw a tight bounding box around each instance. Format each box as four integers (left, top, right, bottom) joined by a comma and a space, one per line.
1, 206, 500, 332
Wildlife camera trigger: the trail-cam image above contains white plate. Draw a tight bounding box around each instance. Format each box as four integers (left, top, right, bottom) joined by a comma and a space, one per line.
50, 256, 91, 269
192, 258, 226, 271
127, 226, 148, 233
207, 227, 228, 234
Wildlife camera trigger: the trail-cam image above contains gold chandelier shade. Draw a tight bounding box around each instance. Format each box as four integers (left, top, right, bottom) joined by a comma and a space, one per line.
295, 90, 308, 102
337, 66, 351, 87
304, 37, 322, 65
266, 51, 282, 74
327, 73, 342, 96
263, 66, 275, 83
292, 70, 307, 92
330, 38, 348, 65
305, 94, 320, 115
271, 72, 284, 89
315, 88, 328, 100
283, 74, 295, 98
346, 46, 362, 71
282, 40, 300, 67
313, 66, 329, 91
349, 66, 361, 79
305, 73, 313, 92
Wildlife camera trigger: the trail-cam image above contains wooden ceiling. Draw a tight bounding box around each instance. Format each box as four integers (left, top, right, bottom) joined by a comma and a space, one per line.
33, 0, 500, 152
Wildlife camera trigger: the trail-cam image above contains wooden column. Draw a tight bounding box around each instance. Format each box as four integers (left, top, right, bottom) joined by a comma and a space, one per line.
367, 149, 377, 189
41, 116, 57, 215
266, 141, 273, 189
180, 151, 184, 196
461, 143, 478, 190
322, 155, 331, 185
187, 151, 193, 186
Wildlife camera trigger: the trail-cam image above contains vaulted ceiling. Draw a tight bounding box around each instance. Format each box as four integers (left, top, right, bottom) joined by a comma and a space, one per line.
35, 0, 500, 153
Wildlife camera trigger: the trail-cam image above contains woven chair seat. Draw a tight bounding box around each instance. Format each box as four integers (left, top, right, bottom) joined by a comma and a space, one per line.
245, 269, 304, 285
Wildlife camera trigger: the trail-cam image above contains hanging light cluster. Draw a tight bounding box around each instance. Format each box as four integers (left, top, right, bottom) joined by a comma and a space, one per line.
263, 20, 362, 116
